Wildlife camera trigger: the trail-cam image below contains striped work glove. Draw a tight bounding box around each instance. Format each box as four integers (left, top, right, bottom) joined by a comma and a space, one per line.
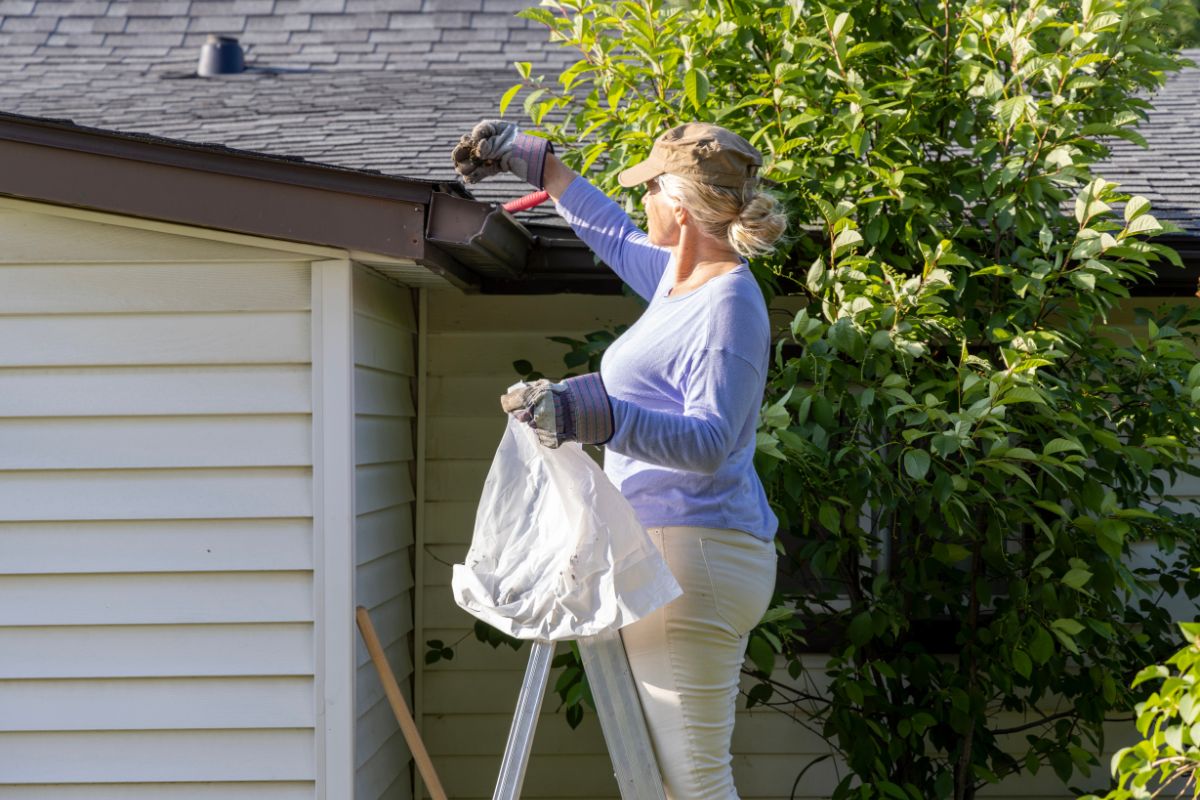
500, 373, 614, 449
451, 119, 552, 189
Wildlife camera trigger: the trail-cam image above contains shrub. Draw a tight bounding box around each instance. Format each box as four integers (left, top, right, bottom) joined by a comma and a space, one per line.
1081, 621, 1200, 799
484, 1, 1200, 797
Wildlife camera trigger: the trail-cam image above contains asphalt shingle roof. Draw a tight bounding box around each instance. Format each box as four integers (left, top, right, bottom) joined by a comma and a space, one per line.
0, 0, 573, 72
0, 1, 1196, 235
1095, 53, 1200, 234
0, 0, 575, 216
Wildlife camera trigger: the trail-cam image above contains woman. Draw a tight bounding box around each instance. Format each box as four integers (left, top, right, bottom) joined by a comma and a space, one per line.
453, 120, 787, 799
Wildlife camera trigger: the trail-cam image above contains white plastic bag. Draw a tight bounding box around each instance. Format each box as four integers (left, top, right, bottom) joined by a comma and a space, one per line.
452, 415, 682, 641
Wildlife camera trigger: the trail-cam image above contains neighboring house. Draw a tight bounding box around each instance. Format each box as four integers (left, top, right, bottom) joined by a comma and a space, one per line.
0, 3, 1195, 799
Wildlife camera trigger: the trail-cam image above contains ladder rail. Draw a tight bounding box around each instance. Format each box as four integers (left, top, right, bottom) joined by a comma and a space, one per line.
578, 630, 668, 800
492, 632, 666, 800
493, 640, 556, 800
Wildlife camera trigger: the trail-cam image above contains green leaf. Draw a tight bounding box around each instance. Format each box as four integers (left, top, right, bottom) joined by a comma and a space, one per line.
1072, 52, 1109, 70
1052, 618, 1085, 636
831, 10, 851, 39
683, 67, 710, 111
1012, 649, 1033, 679
819, 501, 841, 533
1062, 568, 1092, 590
847, 611, 873, 646
759, 605, 795, 625
522, 88, 547, 118
746, 634, 776, 674
1124, 196, 1151, 222
499, 83, 523, 116
1075, 178, 1111, 225
998, 387, 1045, 405
1125, 214, 1162, 237
903, 449, 931, 480
832, 229, 864, 258
846, 41, 892, 60
1044, 438, 1084, 456
1030, 626, 1055, 664
996, 95, 1032, 129
1081, 122, 1148, 147
1070, 271, 1096, 292
1165, 724, 1184, 753
934, 542, 971, 564
516, 6, 555, 25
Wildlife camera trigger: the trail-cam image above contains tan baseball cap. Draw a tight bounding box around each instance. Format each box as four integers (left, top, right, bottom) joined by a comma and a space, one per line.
617, 122, 762, 189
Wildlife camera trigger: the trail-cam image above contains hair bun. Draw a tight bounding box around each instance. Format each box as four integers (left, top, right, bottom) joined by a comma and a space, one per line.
729, 191, 788, 258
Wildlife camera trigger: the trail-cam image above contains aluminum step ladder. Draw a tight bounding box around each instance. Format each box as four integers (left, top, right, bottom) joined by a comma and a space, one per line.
492, 628, 667, 800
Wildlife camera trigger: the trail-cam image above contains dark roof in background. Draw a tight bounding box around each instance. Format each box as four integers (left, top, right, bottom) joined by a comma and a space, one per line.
1101, 51, 1200, 235
0, 3, 1196, 240
0, 64, 543, 210
0, 0, 572, 71
0, 0, 570, 217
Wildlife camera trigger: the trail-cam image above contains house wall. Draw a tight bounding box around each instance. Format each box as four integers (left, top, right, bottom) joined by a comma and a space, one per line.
419, 290, 1199, 800
420, 292, 637, 800
351, 266, 417, 800
0, 206, 319, 797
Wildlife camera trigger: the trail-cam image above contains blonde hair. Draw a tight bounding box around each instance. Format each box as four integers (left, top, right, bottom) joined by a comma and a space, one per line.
657, 173, 788, 258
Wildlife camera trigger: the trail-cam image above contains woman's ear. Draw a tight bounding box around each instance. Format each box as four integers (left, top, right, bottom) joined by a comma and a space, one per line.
672, 203, 688, 228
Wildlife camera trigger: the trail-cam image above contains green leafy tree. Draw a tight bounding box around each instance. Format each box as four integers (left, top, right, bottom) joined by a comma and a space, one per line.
460, 0, 1200, 797
1082, 621, 1200, 799
1161, 0, 1200, 46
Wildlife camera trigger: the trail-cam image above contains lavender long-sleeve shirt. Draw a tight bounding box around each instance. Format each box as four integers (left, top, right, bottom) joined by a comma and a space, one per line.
555, 176, 779, 542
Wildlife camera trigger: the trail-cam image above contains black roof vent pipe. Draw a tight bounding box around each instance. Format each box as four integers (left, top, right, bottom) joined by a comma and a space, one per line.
197, 35, 245, 77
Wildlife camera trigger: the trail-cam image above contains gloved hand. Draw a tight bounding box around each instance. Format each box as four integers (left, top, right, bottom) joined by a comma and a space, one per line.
500, 373, 614, 449
451, 119, 553, 188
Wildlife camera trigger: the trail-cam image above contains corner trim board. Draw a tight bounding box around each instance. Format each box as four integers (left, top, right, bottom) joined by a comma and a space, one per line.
312, 258, 357, 798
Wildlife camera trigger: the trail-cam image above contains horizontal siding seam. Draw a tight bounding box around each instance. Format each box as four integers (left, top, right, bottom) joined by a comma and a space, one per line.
0, 412, 313, 421
353, 363, 417, 380
0, 466, 315, 473
354, 312, 417, 335
353, 308, 417, 334
355, 503, 415, 518
0, 310, 312, 321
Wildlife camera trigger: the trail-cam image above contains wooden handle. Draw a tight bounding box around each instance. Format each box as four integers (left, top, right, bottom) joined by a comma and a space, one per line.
355, 605, 450, 800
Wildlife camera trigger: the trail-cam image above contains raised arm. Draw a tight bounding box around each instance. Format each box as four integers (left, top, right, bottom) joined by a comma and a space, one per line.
541, 152, 578, 202
547, 157, 670, 302
452, 122, 669, 300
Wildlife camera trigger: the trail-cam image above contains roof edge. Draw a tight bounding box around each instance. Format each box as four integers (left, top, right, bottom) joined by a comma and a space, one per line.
0, 111, 627, 294
0, 110, 443, 272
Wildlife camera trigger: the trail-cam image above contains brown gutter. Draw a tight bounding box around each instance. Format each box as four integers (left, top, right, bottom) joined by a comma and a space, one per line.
426, 191, 533, 278
424, 195, 624, 292
0, 111, 483, 291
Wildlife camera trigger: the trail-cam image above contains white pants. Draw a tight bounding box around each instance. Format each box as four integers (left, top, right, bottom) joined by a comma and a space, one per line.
620, 526, 778, 800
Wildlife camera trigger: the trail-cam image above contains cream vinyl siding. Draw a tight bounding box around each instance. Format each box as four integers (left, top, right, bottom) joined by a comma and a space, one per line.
421, 291, 639, 800
0, 206, 317, 798
352, 266, 417, 800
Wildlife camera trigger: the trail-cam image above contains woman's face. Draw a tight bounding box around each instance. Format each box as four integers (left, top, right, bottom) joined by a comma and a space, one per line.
642, 177, 680, 247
